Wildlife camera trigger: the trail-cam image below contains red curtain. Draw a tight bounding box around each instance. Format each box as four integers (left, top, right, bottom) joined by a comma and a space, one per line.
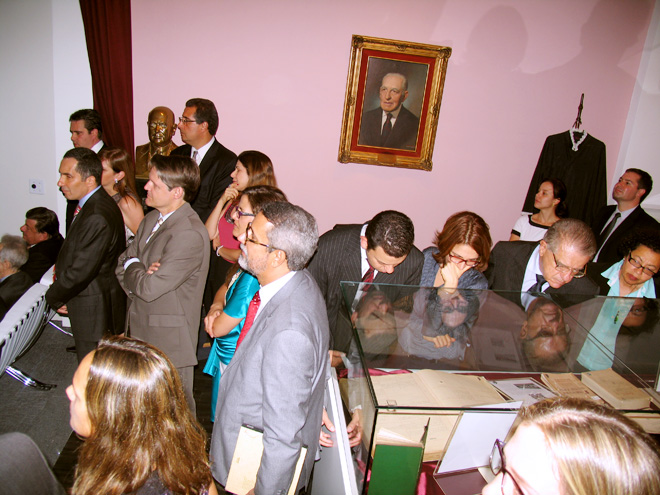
79, 0, 134, 158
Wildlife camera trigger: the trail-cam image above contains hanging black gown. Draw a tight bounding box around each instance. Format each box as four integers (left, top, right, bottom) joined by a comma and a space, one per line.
522, 130, 607, 227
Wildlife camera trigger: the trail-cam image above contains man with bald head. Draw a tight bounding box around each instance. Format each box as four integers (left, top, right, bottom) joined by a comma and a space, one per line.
135, 106, 179, 178
358, 72, 421, 150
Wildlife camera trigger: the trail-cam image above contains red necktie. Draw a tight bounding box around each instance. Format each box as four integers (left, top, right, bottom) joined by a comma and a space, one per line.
235, 292, 261, 350
73, 205, 81, 217
362, 265, 375, 293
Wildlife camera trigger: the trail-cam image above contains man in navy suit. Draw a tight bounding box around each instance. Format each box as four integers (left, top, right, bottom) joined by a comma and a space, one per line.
358, 73, 420, 151
46, 148, 125, 362
592, 168, 659, 265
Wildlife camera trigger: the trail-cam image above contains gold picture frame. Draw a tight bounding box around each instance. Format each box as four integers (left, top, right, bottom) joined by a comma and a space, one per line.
338, 35, 452, 171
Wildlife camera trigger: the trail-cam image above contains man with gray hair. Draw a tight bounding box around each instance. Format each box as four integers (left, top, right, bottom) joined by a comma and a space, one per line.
210, 202, 329, 495
358, 72, 421, 150
0, 235, 33, 320
486, 218, 599, 308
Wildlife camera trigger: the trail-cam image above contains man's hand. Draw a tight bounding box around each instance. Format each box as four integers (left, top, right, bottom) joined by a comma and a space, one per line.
346, 409, 363, 447
320, 407, 335, 447
146, 261, 161, 275
329, 350, 345, 368
56, 304, 68, 315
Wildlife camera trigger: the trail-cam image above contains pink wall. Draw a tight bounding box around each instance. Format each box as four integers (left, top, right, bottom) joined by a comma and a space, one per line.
131, 0, 653, 246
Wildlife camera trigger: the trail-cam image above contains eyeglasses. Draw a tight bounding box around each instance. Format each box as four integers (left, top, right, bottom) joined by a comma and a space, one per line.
626, 252, 659, 277
234, 206, 255, 219
490, 439, 526, 495
448, 252, 481, 268
178, 117, 197, 125
245, 223, 271, 249
551, 252, 586, 278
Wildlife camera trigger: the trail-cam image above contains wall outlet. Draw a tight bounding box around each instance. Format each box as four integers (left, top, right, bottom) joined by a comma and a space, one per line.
29, 179, 45, 195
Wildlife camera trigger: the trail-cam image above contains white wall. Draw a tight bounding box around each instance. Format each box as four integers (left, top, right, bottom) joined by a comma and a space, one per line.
616, 0, 660, 219
0, 0, 91, 237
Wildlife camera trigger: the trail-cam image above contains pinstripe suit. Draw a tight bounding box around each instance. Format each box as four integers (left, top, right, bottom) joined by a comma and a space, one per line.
307, 224, 423, 352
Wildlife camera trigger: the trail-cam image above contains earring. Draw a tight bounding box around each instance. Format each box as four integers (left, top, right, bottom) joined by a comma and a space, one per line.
114, 179, 119, 184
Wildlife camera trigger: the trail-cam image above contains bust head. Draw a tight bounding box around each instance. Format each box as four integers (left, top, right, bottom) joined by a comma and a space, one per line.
147, 106, 177, 148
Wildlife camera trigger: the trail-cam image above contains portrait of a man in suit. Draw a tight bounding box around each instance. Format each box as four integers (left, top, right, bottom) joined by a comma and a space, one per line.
358, 71, 421, 151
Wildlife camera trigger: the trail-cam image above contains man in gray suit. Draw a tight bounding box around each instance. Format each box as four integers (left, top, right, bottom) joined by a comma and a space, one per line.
116, 155, 209, 411
210, 202, 329, 495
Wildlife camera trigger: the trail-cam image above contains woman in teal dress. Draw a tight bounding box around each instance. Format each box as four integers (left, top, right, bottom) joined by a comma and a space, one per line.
203, 185, 288, 420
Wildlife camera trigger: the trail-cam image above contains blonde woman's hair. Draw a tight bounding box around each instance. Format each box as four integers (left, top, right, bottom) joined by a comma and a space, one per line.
72, 336, 212, 495
522, 397, 660, 495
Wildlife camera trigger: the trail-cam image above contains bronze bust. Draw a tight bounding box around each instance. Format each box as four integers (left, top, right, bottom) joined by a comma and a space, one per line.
135, 106, 178, 178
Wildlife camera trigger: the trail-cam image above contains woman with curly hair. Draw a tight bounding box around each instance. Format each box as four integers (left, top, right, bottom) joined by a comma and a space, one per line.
66, 336, 217, 495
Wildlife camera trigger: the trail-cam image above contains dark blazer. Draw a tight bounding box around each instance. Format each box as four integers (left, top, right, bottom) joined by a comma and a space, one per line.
21, 235, 63, 283
46, 188, 126, 343
116, 203, 210, 368
0, 271, 34, 320
65, 144, 107, 233
307, 223, 423, 352
210, 270, 329, 494
592, 205, 660, 265
485, 241, 599, 308
171, 139, 237, 223
358, 106, 420, 150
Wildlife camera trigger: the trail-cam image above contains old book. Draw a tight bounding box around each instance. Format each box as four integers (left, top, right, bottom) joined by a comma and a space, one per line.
225, 424, 307, 495
374, 411, 459, 462
367, 420, 429, 495
540, 373, 604, 404
581, 369, 649, 410
369, 369, 506, 409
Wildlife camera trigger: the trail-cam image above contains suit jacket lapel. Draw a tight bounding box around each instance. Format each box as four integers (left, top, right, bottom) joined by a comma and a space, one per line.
198, 140, 218, 179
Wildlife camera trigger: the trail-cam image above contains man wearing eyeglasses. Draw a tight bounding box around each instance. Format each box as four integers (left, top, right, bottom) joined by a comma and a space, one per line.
486, 218, 599, 309
116, 154, 210, 413
210, 202, 328, 495
170, 98, 237, 223
592, 168, 659, 265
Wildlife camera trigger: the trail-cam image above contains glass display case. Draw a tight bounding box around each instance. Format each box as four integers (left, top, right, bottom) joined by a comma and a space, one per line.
337, 282, 660, 495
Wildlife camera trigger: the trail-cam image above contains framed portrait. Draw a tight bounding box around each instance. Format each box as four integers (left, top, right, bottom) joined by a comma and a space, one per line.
338, 35, 452, 171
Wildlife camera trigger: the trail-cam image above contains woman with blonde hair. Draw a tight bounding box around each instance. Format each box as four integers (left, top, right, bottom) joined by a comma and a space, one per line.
66, 336, 217, 495
484, 397, 660, 495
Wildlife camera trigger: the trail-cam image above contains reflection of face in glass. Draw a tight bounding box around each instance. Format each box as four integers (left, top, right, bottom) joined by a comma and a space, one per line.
621, 298, 648, 329
521, 299, 570, 368
148, 109, 176, 147
438, 292, 469, 328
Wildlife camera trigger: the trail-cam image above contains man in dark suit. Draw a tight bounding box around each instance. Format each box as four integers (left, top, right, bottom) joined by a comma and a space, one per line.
486, 218, 599, 309
0, 235, 33, 320
308, 210, 423, 353
66, 109, 107, 233
592, 168, 659, 265
170, 98, 237, 223
210, 202, 328, 494
116, 155, 209, 412
19, 207, 63, 283
358, 72, 420, 150
45, 148, 125, 362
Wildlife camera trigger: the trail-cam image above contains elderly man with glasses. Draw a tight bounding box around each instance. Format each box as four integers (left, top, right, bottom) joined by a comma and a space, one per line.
486, 218, 599, 309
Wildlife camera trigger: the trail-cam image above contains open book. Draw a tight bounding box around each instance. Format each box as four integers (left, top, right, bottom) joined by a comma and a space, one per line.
369, 369, 506, 408
225, 424, 307, 495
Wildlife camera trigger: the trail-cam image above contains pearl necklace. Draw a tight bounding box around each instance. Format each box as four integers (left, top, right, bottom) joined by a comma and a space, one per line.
570, 128, 588, 151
